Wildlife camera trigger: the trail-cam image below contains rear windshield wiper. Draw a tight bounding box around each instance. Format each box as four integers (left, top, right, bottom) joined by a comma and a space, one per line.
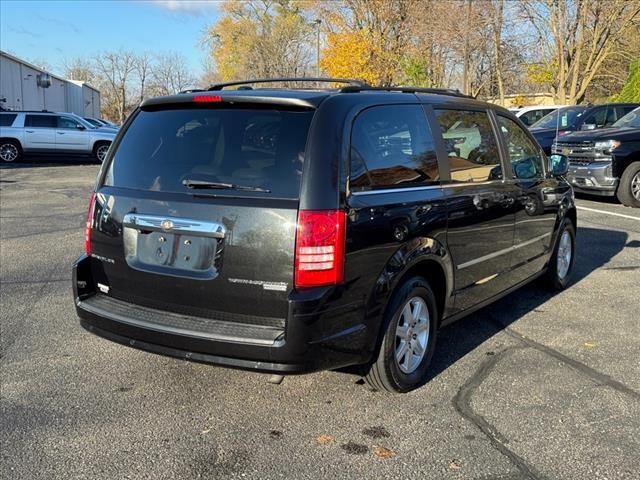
182, 179, 271, 193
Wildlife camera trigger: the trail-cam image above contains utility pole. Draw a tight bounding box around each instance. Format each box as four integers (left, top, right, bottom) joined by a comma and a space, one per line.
314, 19, 321, 77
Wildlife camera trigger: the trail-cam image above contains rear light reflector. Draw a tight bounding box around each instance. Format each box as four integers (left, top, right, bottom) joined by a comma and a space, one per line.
193, 95, 222, 103
84, 192, 96, 254
294, 210, 346, 288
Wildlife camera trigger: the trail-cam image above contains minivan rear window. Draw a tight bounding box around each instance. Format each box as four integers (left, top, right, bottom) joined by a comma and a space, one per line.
103, 108, 314, 198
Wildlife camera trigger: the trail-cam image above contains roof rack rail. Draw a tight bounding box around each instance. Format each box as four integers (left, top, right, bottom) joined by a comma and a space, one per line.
338, 85, 474, 99
208, 77, 369, 91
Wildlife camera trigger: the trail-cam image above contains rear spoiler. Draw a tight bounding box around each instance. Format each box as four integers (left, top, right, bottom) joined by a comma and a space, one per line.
140, 92, 322, 110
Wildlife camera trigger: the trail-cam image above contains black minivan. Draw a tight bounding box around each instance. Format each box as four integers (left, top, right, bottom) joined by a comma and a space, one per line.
73, 78, 576, 393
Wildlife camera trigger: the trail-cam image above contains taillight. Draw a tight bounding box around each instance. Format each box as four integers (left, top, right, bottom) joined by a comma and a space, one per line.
294, 210, 346, 288
84, 192, 96, 254
193, 95, 222, 103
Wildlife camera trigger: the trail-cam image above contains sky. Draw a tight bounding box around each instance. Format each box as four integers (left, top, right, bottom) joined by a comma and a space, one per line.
0, 0, 222, 77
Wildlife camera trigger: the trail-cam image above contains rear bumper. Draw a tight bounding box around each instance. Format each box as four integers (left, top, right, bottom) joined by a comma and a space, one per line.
73, 254, 370, 374
567, 161, 618, 196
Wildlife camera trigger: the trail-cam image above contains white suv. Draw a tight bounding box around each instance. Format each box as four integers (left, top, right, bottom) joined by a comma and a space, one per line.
0, 111, 117, 163
513, 105, 568, 127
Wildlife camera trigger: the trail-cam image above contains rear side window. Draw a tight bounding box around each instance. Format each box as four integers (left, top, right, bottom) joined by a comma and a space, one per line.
104, 107, 314, 198
349, 105, 438, 191
0, 114, 17, 127
435, 109, 502, 183
25, 115, 56, 128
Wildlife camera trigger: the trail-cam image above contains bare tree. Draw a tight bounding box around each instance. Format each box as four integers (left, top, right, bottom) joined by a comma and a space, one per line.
62, 57, 96, 83
521, 0, 640, 104
94, 50, 137, 123
489, 0, 505, 104
134, 53, 153, 103
149, 53, 196, 96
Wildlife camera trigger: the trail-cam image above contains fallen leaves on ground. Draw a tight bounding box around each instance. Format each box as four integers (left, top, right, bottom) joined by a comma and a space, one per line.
373, 446, 396, 459
316, 434, 335, 445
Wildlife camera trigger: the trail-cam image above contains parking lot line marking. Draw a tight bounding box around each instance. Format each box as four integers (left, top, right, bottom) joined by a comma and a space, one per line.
576, 206, 640, 222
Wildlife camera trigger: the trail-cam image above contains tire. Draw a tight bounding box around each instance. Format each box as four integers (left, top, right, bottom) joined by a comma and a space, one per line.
93, 142, 111, 163
616, 161, 640, 208
362, 276, 438, 393
544, 218, 576, 290
0, 139, 22, 163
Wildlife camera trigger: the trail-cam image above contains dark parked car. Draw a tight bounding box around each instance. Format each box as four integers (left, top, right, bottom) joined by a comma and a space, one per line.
73, 78, 576, 393
530, 103, 639, 154
554, 106, 640, 207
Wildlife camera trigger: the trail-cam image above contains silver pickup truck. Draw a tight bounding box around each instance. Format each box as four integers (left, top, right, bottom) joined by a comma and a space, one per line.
0, 111, 116, 163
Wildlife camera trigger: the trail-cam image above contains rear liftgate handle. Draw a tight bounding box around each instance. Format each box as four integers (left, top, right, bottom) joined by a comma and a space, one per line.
122, 214, 227, 239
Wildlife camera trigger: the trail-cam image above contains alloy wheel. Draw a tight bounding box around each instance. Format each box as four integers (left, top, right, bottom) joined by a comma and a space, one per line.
557, 230, 572, 280
0, 143, 18, 162
96, 144, 109, 162
632, 171, 640, 201
395, 296, 430, 374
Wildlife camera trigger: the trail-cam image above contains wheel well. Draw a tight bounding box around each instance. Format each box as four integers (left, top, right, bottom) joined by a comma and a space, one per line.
92, 140, 110, 153
566, 207, 577, 230
614, 155, 640, 178
0, 137, 22, 150
399, 260, 447, 323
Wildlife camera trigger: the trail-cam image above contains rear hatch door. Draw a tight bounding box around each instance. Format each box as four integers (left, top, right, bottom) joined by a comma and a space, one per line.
90, 100, 315, 326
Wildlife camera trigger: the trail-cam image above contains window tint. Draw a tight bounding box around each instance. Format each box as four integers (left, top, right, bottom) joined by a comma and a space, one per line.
520, 109, 551, 127
349, 105, 438, 190
25, 115, 56, 128
582, 107, 615, 128
620, 105, 637, 116
84, 117, 102, 127
0, 114, 17, 127
531, 107, 585, 129
498, 116, 545, 180
57, 116, 82, 129
435, 109, 502, 183
104, 108, 313, 198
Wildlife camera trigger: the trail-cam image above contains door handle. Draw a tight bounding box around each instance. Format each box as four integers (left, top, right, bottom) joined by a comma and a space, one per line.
25, 130, 34, 133
57, 132, 65, 135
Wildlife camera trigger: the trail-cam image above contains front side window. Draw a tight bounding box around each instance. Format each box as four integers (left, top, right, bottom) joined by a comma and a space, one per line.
57, 116, 83, 129
25, 115, 56, 128
349, 105, 439, 191
498, 116, 545, 180
435, 109, 502, 183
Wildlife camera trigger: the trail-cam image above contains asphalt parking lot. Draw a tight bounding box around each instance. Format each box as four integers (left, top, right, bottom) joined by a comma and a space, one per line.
1, 161, 639, 480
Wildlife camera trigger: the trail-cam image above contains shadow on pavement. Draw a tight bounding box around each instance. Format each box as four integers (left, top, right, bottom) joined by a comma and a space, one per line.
575, 192, 620, 205
0, 156, 98, 169
343, 226, 629, 384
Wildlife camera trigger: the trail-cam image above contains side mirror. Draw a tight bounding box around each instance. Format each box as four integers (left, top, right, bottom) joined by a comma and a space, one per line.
581, 123, 596, 131
76, 124, 86, 130
549, 154, 568, 176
